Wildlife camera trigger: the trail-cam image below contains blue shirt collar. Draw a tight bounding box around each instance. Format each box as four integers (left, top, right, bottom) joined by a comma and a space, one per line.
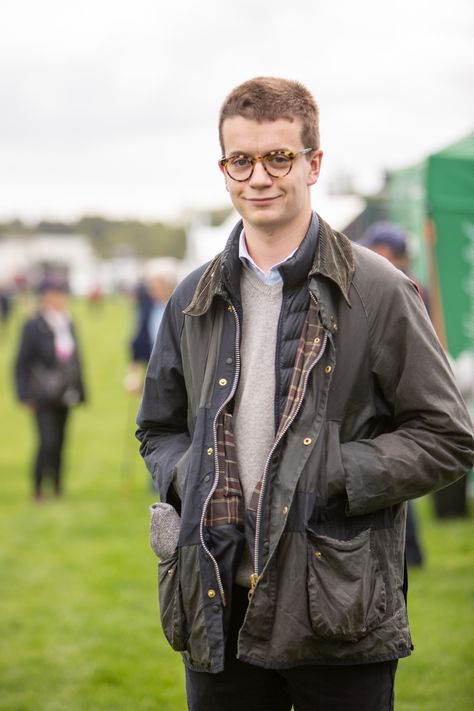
238, 230, 297, 286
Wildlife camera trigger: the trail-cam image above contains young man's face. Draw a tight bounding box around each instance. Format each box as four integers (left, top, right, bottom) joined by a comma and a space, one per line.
220, 116, 322, 235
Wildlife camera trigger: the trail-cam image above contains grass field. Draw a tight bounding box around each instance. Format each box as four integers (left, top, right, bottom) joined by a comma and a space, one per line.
0, 296, 473, 710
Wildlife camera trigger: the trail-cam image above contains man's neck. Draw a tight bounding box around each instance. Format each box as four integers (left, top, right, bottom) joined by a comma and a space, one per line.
242, 212, 312, 274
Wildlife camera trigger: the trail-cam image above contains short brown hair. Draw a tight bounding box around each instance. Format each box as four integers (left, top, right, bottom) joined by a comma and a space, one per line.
218, 76, 320, 155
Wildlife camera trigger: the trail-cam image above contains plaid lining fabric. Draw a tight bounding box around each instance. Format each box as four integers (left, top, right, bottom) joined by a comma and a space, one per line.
207, 297, 324, 527
206, 411, 245, 528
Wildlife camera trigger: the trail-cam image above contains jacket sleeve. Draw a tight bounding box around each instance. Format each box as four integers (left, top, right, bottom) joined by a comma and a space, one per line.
14, 320, 35, 402
135, 293, 190, 505
340, 271, 474, 516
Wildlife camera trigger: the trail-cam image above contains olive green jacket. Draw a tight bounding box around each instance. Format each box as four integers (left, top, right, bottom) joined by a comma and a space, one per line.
137, 214, 474, 672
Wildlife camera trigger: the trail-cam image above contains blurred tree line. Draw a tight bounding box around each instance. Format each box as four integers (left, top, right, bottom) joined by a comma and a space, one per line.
0, 209, 233, 259
0, 216, 189, 259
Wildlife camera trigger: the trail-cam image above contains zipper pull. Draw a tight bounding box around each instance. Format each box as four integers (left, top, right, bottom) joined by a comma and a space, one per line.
248, 572, 259, 601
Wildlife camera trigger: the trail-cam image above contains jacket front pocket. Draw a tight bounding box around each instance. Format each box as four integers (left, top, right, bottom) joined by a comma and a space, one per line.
158, 551, 188, 652
306, 528, 386, 642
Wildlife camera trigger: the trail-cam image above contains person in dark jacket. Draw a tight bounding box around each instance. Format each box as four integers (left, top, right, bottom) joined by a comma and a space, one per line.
125, 259, 179, 395
15, 274, 86, 500
136, 78, 474, 711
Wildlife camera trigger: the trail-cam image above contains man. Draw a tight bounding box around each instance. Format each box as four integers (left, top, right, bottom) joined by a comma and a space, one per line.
360, 221, 429, 308
137, 78, 474, 711
125, 258, 180, 395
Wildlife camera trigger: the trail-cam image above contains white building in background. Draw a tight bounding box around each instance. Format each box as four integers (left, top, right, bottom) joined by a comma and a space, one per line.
0, 233, 144, 295
0, 234, 98, 294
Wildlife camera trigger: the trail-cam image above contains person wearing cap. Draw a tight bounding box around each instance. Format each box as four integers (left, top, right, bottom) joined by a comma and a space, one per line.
14, 274, 86, 500
360, 221, 429, 308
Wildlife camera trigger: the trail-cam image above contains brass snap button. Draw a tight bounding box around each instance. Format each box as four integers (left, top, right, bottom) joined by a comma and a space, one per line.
167, 568, 174, 576
207, 447, 213, 456
303, 437, 312, 446
324, 365, 332, 374
207, 589, 216, 599
314, 550, 322, 559
219, 378, 228, 386
282, 506, 289, 515
313, 337, 320, 345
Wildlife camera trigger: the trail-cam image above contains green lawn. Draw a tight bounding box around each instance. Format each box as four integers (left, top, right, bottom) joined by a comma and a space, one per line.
0, 297, 473, 710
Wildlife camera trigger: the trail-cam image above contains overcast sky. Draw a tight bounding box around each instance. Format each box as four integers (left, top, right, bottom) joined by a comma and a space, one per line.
1, 0, 473, 223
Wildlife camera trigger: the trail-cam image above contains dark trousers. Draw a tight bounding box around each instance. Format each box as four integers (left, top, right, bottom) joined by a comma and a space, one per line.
405, 500, 423, 566
186, 585, 398, 711
33, 404, 69, 496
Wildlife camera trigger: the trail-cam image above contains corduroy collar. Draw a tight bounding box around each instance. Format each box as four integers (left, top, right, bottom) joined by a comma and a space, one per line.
184, 212, 354, 316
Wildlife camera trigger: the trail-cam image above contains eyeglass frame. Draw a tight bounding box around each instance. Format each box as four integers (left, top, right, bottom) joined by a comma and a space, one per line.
219, 147, 316, 182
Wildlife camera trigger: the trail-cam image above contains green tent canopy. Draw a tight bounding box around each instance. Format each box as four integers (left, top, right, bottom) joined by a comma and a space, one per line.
388, 132, 474, 360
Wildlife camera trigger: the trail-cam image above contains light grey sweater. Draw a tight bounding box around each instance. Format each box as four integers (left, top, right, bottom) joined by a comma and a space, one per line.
233, 264, 283, 586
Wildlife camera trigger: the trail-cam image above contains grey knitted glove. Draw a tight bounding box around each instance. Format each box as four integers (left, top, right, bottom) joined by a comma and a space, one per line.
149, 503, 181, 559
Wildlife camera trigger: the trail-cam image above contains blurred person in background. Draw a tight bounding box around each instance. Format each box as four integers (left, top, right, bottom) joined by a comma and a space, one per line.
360, 221, 426, 567
0, 283, 13, 330
14, 274, 86, 501
124, 258, 179, 395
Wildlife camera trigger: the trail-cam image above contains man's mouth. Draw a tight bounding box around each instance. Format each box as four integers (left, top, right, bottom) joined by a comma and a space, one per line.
245, 195, 281, 203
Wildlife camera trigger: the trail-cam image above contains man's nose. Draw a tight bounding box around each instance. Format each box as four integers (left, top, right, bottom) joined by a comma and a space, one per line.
248, 160, 273, 187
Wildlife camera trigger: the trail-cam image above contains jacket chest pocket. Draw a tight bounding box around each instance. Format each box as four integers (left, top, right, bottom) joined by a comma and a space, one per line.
158, 551, 188, 652
306, 528, 386, 642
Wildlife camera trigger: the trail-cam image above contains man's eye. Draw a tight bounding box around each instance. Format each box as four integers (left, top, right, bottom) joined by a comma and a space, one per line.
266, 153, 291, 168
230, 156, 252, 169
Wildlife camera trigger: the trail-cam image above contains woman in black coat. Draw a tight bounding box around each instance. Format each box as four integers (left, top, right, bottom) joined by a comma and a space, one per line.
14, 276, 86, 500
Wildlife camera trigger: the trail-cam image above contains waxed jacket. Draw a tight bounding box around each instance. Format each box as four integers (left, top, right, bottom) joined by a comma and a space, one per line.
137, 214, 474, 673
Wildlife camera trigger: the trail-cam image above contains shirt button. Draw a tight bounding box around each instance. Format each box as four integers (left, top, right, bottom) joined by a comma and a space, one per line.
207, 589, 216, 599
219, 378, 228, 386
303, 437, 312, 446
324, 365, 332, 374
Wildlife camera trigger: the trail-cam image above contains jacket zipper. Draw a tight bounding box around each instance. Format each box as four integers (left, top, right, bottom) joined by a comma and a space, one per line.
199, 303, 241, 607
251, 297, 328, 597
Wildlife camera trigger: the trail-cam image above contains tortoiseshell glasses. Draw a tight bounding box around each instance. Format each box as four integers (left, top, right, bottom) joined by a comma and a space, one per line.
220, 148, 315, 182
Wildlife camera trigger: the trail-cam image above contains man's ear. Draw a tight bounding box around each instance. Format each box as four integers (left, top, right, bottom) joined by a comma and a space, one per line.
307, 149, 323, 187
218, 161, 230, 190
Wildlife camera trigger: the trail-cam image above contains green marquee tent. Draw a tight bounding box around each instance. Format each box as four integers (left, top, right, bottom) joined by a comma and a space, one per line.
388, 132, 474, 361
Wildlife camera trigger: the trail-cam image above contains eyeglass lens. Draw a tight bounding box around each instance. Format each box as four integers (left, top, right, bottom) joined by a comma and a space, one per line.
226, 152, 293, 180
